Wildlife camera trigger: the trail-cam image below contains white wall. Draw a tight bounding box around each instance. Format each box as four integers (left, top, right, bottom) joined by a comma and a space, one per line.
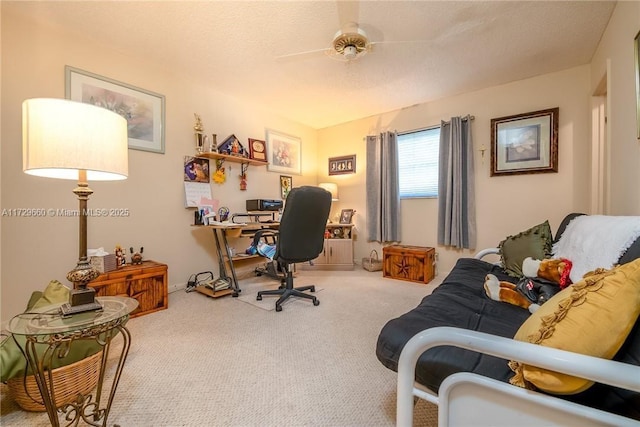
590, 1, 640, 215
0, 8, 318, 321
318, 65, 592, 275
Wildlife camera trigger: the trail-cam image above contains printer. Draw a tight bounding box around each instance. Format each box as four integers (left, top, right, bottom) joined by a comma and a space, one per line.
246, 199, 283, 211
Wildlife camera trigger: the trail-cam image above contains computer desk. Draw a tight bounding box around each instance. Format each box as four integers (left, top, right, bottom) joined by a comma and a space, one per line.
193, 221, 279, 298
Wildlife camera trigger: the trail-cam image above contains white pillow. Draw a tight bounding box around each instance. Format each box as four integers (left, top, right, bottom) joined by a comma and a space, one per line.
552, 215, 640, 282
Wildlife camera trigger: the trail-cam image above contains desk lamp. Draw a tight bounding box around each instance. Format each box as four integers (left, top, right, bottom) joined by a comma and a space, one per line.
318, 183, 339, 222
23, 98, 128, 315
318, 182, 339, 202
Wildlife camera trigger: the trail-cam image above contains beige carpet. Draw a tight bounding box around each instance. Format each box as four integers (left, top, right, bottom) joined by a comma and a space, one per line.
1, 269, 441, 426
237, 276, 324, 311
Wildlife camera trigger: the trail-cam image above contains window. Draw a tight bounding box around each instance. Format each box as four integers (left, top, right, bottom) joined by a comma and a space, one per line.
397, 127, 440, 198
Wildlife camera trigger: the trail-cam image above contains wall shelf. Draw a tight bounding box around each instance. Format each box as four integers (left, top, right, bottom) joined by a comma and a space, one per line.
196, 152, 268, 167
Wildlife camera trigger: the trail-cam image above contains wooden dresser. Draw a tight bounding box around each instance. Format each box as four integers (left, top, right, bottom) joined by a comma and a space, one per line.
88, 260, 168, 317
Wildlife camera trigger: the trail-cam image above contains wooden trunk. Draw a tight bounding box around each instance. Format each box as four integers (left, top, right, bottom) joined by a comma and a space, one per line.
88, 260, 168, 317
383, 245, 435, 284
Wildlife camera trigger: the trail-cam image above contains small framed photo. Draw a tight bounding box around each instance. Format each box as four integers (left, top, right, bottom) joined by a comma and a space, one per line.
266, 129, 301, 175
339, 209, 354, 224
490, 107, 559, 176
329, 155, 356, 175
248, 138, 267, 161
280, 175, 292, 200
65, 66, 165, 154
184, 156, 210, 183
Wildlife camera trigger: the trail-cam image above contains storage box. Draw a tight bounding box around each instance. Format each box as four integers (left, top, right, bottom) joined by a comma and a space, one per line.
383, 245, 435, 284
88, 260, 168, 318
89, 254, 118, 273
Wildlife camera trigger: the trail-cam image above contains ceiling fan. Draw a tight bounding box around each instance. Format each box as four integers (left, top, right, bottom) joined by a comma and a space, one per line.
277, 22, 384, 62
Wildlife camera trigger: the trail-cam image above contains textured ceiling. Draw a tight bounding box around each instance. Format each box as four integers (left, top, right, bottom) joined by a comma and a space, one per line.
5, 1, 616, 129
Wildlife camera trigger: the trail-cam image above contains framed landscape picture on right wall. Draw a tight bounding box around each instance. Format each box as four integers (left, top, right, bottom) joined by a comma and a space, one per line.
490, 107, 559, 177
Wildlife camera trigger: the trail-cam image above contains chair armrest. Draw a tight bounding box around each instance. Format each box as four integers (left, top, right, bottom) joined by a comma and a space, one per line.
474, 247, 499, 260
397, 326, 640, 426
251, 229, 279, 247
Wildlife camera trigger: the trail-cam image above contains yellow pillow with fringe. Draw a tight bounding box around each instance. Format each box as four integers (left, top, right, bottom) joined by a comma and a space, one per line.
509, 257, 640, 394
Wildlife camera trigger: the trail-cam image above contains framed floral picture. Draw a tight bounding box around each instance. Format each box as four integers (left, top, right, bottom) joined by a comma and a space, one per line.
280, 175, 292, 199
266, 129, 301, 175
65, 66, 165, 154
490, 107, 559, 176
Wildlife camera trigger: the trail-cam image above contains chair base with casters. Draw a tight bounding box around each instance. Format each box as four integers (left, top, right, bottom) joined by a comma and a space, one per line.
256, 264, 320, 312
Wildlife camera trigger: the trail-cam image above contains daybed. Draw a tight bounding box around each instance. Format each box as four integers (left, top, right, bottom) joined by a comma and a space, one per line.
376, 214, 640, 426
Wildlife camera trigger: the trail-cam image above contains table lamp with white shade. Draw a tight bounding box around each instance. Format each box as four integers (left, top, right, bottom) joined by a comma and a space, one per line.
22, 98, 128, 315
318, 182, 339, 201
318, 182, 339, 223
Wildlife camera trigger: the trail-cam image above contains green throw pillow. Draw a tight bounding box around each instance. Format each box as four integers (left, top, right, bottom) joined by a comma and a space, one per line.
498, 220, 553, 278
1, 280, 102, 382
31, 279, 69, 310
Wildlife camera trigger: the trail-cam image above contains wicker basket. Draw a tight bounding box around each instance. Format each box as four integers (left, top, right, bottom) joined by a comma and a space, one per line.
362, 250, 383, 272
7, 350, 102, 412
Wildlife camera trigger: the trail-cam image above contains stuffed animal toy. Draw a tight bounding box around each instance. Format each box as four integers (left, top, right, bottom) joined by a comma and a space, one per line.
484, 257, 573, 313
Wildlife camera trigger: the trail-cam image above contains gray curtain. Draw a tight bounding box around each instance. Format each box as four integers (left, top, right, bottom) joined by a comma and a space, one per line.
366, 132, 400, 242
437, 116, 476, 249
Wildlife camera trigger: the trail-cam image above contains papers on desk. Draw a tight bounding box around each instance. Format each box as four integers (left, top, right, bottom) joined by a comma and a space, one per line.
208, 221, 246, 227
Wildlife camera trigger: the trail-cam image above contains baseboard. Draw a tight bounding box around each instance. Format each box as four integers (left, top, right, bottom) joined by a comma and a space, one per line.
169, 282, 186, 294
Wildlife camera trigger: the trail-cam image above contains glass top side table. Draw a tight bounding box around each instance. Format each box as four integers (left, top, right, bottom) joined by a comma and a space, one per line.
7, 296, 138, 427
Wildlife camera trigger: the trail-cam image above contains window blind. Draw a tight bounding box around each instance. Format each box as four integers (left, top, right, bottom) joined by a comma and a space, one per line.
397, 127, 440, 198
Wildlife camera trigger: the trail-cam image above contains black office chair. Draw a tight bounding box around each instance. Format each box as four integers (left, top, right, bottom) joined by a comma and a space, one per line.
253, 186, 331, 312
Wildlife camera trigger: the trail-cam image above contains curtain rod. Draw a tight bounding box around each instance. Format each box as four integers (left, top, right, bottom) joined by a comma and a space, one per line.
397, 115, 475, 135
363, 115, 475, 139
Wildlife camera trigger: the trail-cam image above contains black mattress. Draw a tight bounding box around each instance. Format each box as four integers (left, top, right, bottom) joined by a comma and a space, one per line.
376, 257, 640, 420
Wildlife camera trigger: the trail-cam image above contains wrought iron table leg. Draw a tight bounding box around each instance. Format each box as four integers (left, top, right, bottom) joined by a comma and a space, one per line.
22, 323, 132, 427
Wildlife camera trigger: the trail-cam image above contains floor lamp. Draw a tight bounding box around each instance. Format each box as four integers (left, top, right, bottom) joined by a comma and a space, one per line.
22, 98, 128, 315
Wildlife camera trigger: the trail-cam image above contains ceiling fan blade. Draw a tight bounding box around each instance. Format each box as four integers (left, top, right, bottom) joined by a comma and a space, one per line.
369, 39, 433, 47
276, 47, 333, 61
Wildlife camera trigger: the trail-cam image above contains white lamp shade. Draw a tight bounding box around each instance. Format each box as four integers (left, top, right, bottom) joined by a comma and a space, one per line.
318, 182, 339, 201
23, 98, 128, 181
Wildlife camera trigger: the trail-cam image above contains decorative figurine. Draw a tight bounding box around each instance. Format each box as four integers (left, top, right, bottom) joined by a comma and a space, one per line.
194, 113, 205, 154
130, 247, 144, 265
115, 244, 126, 267
218, 207, 230, 222
239, 173, 247, 191
210, 134, 217, 152
213, 167, 226, 184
